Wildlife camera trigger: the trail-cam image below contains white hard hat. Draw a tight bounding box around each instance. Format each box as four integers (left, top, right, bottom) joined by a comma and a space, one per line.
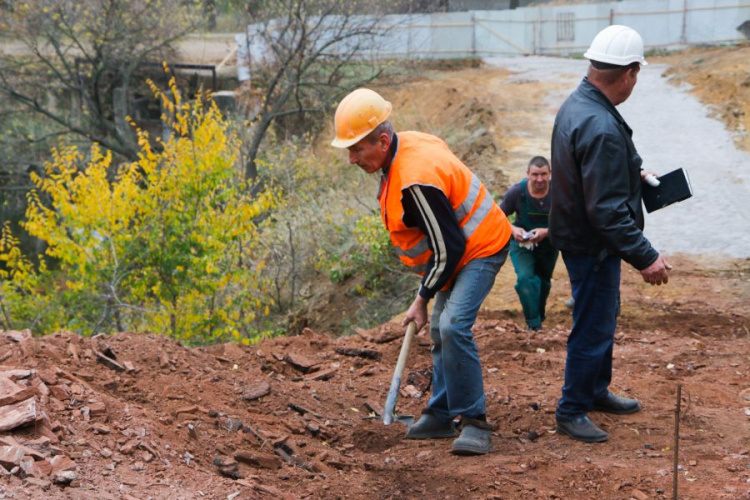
584, 25, 648, 66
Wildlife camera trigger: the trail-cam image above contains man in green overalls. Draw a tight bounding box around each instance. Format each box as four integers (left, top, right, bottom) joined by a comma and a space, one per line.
500, 156, 559, 331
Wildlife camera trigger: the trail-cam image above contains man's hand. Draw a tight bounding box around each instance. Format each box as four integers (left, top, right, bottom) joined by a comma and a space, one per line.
640, 169, 660, 187
640, 170, 659, 182
402, 295, 429, 332
529, 228, 548, 243
640, 255, 672, 285
511, 225, 526, 242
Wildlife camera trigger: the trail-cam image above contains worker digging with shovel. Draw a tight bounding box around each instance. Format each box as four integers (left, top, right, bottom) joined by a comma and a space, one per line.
331, 89, 512, 455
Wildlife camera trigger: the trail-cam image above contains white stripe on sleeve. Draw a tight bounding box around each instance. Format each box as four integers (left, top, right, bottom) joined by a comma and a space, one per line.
410, 185, 448, 290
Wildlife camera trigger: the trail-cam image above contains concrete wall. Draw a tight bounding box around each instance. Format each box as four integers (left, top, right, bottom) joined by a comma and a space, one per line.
238, 0, 750, 68
449, 0, 541, 10
382, 12, 477, 58
449, 0, 513, 11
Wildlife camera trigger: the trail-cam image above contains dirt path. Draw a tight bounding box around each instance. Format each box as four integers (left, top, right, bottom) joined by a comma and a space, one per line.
485, 55, 750, 259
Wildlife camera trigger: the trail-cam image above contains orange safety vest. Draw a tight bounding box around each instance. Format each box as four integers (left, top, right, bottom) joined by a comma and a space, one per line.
378, 131, 511, 285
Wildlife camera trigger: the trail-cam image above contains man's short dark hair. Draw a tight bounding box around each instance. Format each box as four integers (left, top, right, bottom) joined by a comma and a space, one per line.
528, 155, 550, 170
589, 61, 640, 85
364, 120, 394, 144
590, 60, 640, 71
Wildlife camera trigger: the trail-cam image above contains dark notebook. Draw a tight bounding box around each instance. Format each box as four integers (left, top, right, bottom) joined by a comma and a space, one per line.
642, 168, 693, 213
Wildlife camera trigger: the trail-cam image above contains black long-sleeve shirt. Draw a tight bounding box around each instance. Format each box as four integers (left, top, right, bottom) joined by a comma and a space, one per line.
401, 185, 466, 299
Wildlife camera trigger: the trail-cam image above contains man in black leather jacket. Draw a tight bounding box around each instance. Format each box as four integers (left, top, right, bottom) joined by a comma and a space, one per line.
549, 25, 672, 443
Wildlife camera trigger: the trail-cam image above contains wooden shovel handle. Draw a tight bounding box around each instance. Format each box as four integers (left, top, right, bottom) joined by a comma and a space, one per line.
382, 322, 417, 425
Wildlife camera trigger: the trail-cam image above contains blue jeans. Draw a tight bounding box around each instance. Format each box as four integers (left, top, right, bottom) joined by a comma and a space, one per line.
426, 246, 508, 422
556, 252, 621, 421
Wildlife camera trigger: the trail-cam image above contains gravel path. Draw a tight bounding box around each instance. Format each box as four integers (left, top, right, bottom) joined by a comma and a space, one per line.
486, 56, 750, 259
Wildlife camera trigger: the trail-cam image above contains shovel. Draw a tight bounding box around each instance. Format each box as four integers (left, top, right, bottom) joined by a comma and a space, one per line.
382, 321, 417, 426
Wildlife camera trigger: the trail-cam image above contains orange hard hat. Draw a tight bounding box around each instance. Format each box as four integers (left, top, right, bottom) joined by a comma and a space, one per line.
331, 88, 392, 149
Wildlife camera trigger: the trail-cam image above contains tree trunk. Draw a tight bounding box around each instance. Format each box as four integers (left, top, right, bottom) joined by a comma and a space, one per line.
244, 115, 273, 182
205, 0, 216, 30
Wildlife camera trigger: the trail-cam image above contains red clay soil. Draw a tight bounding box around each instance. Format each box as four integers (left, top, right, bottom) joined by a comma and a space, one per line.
0, 256, 748, 500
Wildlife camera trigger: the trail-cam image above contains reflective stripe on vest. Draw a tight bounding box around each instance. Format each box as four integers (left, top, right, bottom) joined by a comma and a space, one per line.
454, 174, 482, 223
393, 173, 493, 262
461, 183, 494, 238
394, 238, 430, 259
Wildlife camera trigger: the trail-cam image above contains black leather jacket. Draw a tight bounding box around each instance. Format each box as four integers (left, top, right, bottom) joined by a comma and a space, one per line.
549, 77, 658, 271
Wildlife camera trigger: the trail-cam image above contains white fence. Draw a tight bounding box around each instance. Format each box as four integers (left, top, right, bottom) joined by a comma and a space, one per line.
473, 0, 750, 57
237, 0, 749, 76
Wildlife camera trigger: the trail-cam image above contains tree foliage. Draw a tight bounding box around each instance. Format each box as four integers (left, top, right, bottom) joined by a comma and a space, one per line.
249, 137, 413, 333
1, 75, 278, 343
0, 0, 418, 339
241, 0, 389, 179
0, 0, 205, 161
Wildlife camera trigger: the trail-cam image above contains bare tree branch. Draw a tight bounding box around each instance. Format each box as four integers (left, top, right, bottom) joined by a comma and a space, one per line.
0, 0, 205, 161
241, 0, 394, 180
5, 88, 136, 158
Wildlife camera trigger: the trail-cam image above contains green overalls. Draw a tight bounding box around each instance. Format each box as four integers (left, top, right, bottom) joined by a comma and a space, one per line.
509, 179, 559, 330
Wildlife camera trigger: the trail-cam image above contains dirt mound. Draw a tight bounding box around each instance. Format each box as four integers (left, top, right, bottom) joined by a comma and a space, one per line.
386, 67, 514, 193
1, 255, 749, 499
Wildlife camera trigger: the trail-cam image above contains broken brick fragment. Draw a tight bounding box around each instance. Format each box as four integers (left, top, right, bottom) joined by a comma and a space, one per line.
174, 405, 199, 416
241, 381, 271, 401
234, 450, 282, 470
88, 401, 107, 416
49, 454, 76, 474
284, 353, 318, 373
0, 377, 36, 406
0, 445, 25, 470
90, 423, 111, 434
0, 397, 39, 432
4, 330, 32, 343
303, 367, 337, 382
119, 440, 139, 455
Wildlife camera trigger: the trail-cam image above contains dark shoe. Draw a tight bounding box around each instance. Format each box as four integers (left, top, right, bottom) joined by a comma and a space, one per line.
556, 415, 608, 443
405, 410, 457, 440
451, 419, 494, 455
593, 393, 641, 415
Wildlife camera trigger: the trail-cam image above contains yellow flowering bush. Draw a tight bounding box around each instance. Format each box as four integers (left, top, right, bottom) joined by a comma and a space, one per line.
1, 77, 277, 343
0, 223, 63, 333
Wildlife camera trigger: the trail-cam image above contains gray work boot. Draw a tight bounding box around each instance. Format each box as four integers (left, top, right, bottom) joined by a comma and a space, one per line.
405, 409, 457, 440
592, 393, 641, 415
556, 414, 609, 443
451, 418, 495, 455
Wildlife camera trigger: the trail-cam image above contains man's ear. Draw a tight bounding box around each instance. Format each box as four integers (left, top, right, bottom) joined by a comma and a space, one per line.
617, 69, 631, 86
379, 133, 391, 151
